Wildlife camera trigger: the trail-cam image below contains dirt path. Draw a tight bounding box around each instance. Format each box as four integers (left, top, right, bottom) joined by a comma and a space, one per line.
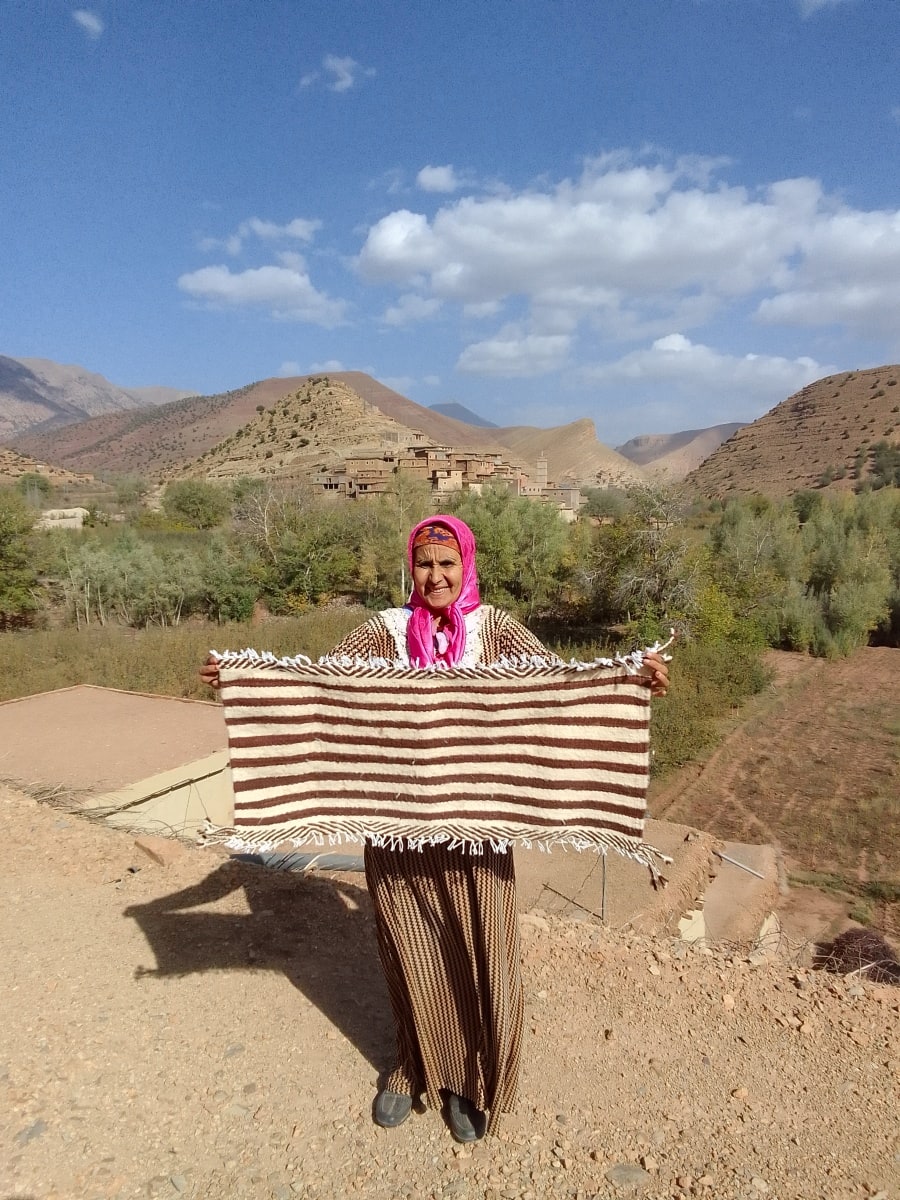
651, 647, 900, 939
2, 782, 898, 1200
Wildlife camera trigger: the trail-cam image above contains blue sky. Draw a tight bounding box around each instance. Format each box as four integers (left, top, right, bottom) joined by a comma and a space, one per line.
2, 0, 899, 444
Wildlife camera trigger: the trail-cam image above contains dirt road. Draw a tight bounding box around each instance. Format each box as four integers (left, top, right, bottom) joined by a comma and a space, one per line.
2, 782, 897, 1200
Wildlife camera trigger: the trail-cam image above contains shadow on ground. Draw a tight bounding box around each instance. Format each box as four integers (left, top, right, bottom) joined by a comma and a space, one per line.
123, 859, 395, 1072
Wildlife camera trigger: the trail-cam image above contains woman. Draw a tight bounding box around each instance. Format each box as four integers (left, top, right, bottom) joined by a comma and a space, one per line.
202, 513, 669, 1142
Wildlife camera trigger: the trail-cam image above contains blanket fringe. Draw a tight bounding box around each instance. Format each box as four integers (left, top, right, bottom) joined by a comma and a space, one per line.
209, 631, 675, 677
199, 819, 672, 887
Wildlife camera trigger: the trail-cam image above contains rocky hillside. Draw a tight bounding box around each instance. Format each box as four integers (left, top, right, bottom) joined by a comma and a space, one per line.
495, 419, 644, 487
0, 356, 194, 440
688, 364, 900, 498
0, 446, 94, 487
616, 423, 744, 481
7, 374, 504, 481
169, 377, 433, 482
327, 373, 509, 451
9, 370, 640, 489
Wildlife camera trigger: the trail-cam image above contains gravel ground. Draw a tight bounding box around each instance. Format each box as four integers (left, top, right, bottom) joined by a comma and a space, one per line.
2, 784, 897, 1200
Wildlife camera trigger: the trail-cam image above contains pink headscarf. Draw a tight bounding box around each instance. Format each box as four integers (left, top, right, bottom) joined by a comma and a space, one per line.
405, 514, 481, 667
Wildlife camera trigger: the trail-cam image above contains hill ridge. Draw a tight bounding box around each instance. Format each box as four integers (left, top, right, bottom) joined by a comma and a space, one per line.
689, 364, 900, 497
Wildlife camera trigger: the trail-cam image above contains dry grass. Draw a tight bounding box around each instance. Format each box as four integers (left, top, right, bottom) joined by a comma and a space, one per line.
0, 608, 368, 704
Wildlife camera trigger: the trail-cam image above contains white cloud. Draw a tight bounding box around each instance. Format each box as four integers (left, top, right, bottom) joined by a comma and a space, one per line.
368, 168, 407, 195
457, 327, 571, 377
278, 361, 303, 377
72, 9, 104, 38
423, 375, 441, 386
309, 360, 346, 372
796, 0, 857, 16
300, 55, 375, 92
202, 216, 322, 257
582, 334, 830, 416
416, 165, 462, 194
354, 153, 900, 366
756, 208, 900, 337
382, 293, 442, 327
177, 265, 347, 327
463, 300, 504, 319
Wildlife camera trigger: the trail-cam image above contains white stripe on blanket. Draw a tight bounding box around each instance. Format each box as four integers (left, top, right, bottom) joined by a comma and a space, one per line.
206, 652, 671, 883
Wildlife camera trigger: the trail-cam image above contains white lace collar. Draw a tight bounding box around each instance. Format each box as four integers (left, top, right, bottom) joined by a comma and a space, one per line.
380, 606, 485, 668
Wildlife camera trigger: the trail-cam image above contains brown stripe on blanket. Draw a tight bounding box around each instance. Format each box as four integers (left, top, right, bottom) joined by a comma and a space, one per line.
227, 749, 649, 774
227, 736, 648, 760
206, 655, 670, 882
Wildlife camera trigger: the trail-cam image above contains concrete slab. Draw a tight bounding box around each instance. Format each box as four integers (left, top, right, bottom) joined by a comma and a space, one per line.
701, 841, 782, 946
513, 820, 720, 935
0, 685, 226, 795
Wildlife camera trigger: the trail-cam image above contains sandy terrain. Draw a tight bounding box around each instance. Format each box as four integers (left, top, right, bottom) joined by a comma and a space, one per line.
2, 775, 898, 1200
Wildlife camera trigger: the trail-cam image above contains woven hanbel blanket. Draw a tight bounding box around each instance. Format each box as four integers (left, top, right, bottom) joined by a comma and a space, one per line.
208, 652, 671, 881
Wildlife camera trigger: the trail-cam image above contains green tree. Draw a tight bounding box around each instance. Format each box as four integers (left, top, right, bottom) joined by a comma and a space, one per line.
16, 472, 52, 507
197, 537, 260, 622
58, 533, 205, 628
162, 479, 230, 530
0, 488, 39, 628
111, 474, 150, 510
236, 483, 358, 608
445, 487, 569, 617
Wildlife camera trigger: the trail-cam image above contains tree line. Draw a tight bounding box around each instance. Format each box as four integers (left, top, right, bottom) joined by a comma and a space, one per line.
2, 475, 899, 657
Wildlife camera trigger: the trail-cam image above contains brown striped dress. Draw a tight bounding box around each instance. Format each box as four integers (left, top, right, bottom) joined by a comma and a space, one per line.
329, 604, 553, 1133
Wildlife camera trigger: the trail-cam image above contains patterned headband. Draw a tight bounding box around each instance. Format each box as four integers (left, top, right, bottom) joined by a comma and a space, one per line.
411, 523, 461, 555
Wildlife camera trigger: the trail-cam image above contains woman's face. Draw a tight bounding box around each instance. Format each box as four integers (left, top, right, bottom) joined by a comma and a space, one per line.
412, 543, 464, 611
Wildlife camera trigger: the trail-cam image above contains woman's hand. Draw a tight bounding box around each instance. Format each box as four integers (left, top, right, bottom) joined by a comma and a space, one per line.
642, 650, 669, 698
199, 654, 220, 690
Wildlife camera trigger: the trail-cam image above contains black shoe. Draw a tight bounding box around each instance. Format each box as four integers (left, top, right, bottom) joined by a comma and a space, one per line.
444, 1091, 486, 1143
373, 1089, 412, 1128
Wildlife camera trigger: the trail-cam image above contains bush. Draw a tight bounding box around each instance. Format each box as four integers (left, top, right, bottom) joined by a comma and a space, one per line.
161, 479, 230, 530
0, 488, 40, 629
647, 640, 771, 777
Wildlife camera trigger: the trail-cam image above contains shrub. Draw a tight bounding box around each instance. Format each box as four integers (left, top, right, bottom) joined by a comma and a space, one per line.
162, 479, 230, 530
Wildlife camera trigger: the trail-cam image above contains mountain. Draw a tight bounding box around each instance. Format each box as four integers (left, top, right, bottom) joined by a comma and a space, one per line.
493, 419, 644, 487
0, 356, 195, 440
688, 364, 900, 498
168, 376, 439, 482
429, 402, 498, 428
616, 423, 745, 481
10, 369, 638, 489
7, 372, 510, 479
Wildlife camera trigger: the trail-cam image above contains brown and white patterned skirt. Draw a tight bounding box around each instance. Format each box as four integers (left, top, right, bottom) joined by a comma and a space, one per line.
365, 841, 523, 1133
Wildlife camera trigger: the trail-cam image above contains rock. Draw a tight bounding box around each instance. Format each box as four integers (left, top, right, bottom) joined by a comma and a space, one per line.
521, 913, 551, 933
15, 1118, 48, 1145
605, 1163, 652, 1191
